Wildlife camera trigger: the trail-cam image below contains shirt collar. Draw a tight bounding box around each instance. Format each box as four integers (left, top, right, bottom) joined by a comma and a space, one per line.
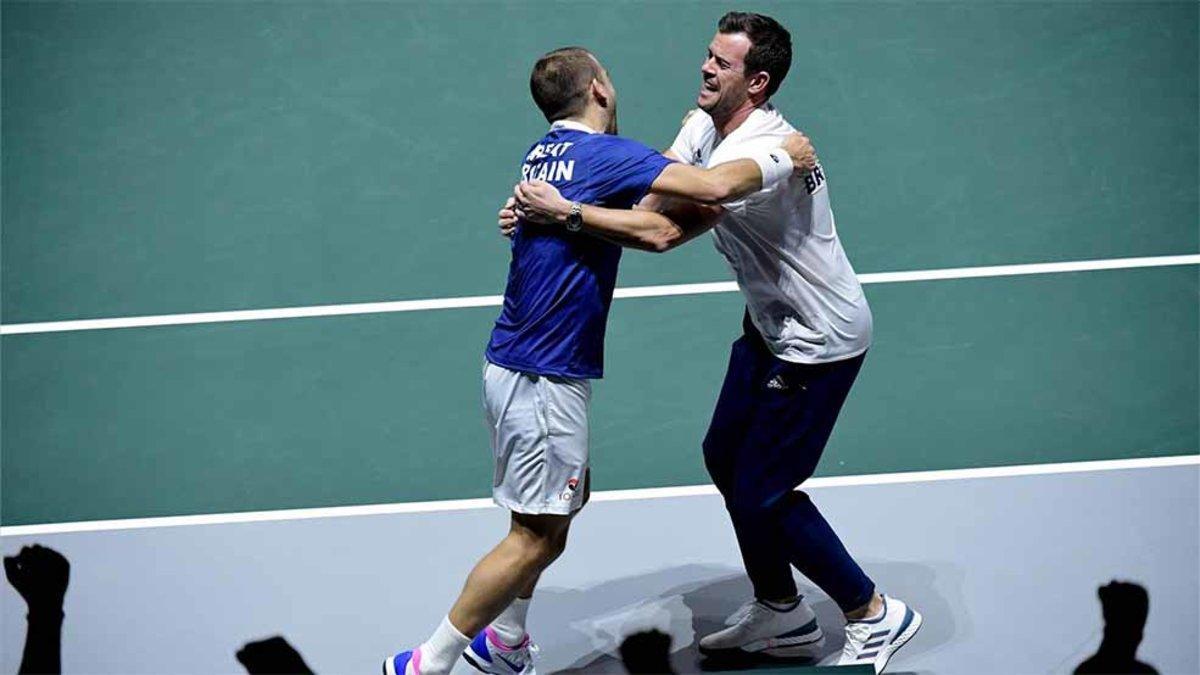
550, 119, 601, 134
717, 102, 777, 145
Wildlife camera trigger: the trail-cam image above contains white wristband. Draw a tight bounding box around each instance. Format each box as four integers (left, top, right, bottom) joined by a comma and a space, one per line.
751, 147, 794, 190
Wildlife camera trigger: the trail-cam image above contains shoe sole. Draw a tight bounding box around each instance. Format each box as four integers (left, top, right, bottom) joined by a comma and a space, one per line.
462, 649, 535, 675
699, 632, 825, 659
874, 609, 922, 674
762, 634, 826, 659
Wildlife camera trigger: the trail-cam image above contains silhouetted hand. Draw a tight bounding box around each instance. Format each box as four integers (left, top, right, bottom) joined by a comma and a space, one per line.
5, 544, 70, 612
620, 629, 674, 674
237, 636, 315, 674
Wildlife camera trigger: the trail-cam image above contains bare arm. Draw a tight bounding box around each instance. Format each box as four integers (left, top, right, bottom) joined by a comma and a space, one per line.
647, 132, 816, 204
512, 181, 720, 253
649, 160, 762, 204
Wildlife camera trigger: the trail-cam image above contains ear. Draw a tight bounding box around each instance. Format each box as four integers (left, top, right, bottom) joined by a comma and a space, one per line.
747, 71, 771, 100
591, 78, 610, 108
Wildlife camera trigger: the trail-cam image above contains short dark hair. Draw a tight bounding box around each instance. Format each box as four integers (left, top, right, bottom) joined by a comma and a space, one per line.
718, 12, 792, 99
529, 47, 602, 122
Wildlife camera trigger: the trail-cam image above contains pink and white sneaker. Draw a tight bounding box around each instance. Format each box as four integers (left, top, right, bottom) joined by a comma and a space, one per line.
462, 627, 538, 674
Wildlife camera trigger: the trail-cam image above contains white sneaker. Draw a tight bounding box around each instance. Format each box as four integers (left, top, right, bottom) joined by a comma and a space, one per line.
699, 597, 824, 658
461, 627, 538, 674
837, 595, 922, 673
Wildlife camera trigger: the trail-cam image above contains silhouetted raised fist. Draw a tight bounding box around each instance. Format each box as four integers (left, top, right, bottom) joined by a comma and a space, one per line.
4, 545, 70, 612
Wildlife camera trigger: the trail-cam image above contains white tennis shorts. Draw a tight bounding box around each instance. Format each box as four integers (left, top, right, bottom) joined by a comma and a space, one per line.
483, 361, 591, 516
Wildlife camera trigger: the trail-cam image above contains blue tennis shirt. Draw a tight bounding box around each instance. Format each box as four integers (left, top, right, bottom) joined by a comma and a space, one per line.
485, 120, 673, 379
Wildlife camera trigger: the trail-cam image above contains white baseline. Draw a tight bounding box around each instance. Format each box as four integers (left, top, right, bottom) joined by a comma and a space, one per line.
2, 454, 1195, 537
2, 254, 1198, 335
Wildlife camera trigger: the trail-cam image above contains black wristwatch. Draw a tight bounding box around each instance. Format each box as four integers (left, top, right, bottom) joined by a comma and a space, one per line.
565, 202, 583, 232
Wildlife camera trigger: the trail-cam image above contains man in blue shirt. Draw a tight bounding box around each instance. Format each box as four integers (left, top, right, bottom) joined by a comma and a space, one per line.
384, 47, 813, 675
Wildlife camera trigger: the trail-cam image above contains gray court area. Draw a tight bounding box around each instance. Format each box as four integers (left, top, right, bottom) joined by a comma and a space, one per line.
3, 465, 1196, 674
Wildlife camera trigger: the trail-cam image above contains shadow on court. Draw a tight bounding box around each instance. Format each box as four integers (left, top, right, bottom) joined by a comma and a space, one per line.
541, 559, 953, 674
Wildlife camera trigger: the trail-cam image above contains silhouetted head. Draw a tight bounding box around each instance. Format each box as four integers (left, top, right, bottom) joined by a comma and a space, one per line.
620, 629, 674, 674
1099, 580, 1150, 642
1075, 581, 1158, 673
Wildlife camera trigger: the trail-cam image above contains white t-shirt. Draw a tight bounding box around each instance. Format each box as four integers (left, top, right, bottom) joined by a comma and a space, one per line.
669, 103, 872, 364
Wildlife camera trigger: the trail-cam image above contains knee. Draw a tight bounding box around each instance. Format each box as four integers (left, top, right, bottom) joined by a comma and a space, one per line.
725, 493, 775, 524
726, 486, 807, 525
512, 531, 563, 568
510, 518, 570, 567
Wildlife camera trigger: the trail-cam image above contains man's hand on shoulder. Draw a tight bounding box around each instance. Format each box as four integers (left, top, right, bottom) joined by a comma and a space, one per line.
781, 132, 818, 175
514, 180, 573, 225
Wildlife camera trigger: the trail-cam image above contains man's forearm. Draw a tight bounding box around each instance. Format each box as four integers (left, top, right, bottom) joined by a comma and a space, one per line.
578, 205, 684, 253
578, 198, 719, 252
650, 142, 797, 204
650, 160, 763, 204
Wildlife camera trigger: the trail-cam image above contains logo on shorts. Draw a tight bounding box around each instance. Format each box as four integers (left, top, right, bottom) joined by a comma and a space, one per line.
560, 477, 580, 502
766, 374, 789, 391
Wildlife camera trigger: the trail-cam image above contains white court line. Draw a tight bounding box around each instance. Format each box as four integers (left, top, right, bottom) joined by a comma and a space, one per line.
2, 254, 1197, 335
2, 454, 1195, 537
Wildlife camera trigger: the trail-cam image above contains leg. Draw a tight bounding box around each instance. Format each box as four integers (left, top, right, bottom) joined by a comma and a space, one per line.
447, 512, 570, 636
385, 365, 589, 675
387, 514, 567, 675
725, 351, 876, 615
514, 573, 539, 602
734, 353, 919, 671
699, 341, 826, 658
488, 471, 585, 646
510, 484, 581, 600
777, 490, 877, 615
703, 332, 799, 602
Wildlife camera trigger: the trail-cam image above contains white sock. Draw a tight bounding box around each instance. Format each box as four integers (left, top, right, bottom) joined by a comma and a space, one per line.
417, 616, 471, 675
490, 596, 532, 646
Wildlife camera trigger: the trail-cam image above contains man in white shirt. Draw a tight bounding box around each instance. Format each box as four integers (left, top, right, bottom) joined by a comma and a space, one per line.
508, 12, 921, 673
